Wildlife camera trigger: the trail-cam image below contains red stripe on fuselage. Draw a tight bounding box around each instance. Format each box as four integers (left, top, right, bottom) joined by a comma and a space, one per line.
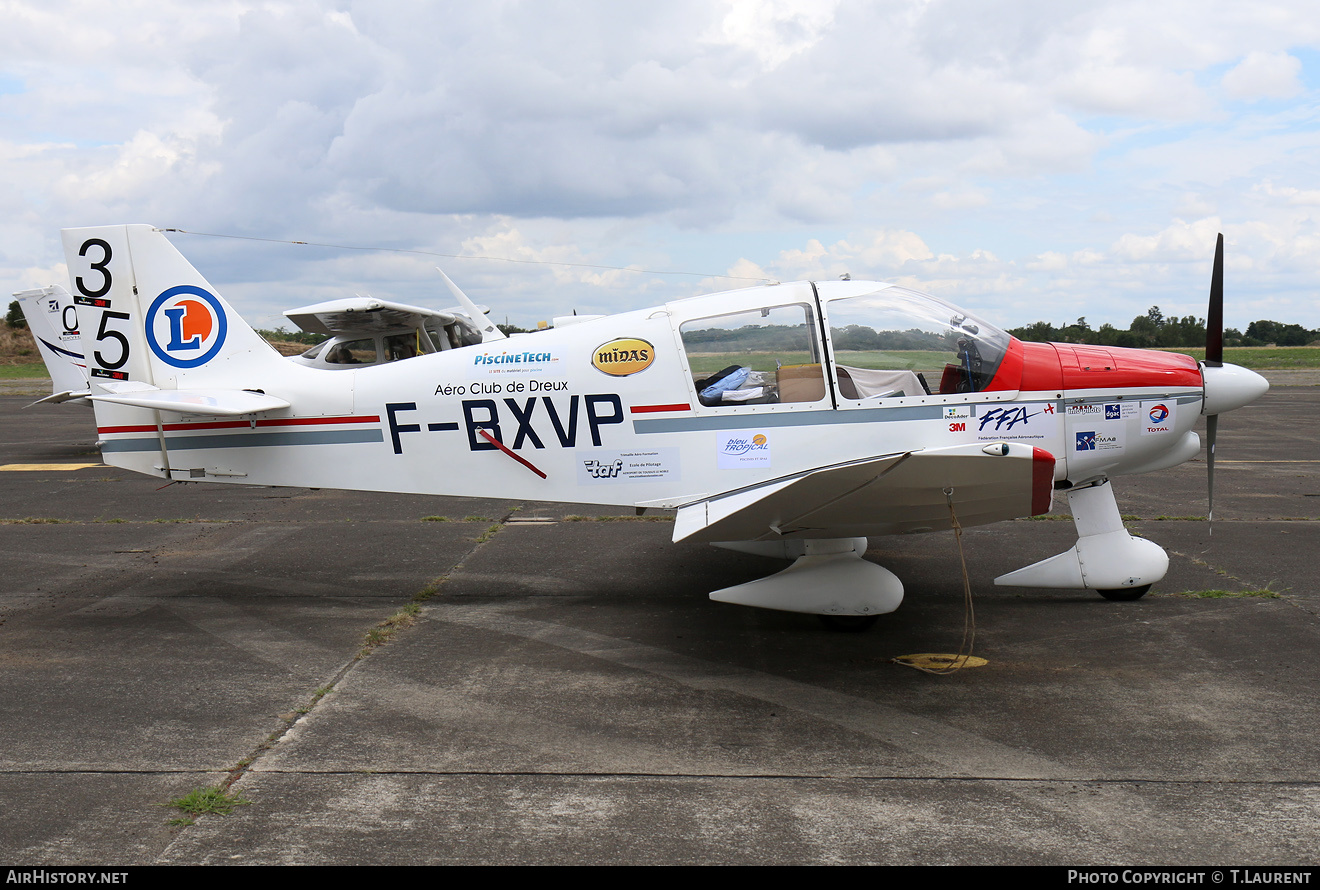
98, 415, 381, 435
630, 403, 691, 414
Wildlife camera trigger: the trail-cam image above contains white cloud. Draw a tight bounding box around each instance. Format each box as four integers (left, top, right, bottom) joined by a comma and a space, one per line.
1222, 51, 1303, 101
706, 0, 841, 74
2, 0, 1320, 330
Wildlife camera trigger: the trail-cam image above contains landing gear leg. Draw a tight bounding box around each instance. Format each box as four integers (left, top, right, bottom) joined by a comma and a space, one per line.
994, 479, 1167, 598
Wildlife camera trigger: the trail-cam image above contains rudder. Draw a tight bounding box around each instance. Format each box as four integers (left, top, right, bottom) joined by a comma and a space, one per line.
61, 225, 283, 391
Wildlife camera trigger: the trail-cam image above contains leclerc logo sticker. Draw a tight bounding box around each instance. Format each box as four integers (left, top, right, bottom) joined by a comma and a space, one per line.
145, 286, 228, 368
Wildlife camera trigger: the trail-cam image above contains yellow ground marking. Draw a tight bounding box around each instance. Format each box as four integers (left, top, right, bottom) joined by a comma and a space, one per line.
0, 463, 104, 471
893, 654, 989, 670
1216, 460, 1320, 463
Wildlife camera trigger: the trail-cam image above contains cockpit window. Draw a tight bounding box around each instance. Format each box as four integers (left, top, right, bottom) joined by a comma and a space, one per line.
324, 338, 377, 365
825, 287, 1011, 398
384, 332, 419, 362
680, 303, 826, 407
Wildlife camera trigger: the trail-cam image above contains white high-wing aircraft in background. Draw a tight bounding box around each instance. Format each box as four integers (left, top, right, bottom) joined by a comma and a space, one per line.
13, 283, 90, 404
14, 282, 498, 401
31, 224, 1269, 630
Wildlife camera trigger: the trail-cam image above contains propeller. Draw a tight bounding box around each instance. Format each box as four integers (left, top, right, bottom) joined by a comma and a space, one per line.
1206, 233, 1223, 531
1198, 235, 1269, 533
436, 266, 506, 343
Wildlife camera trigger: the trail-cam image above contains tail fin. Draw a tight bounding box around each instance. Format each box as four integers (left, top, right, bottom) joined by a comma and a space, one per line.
12, 284, 90, 401
61, 225, 284, 392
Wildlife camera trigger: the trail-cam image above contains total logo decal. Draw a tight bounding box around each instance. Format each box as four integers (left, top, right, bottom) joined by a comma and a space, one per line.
145, 286, 228, 368
1140, 399, 1177, 435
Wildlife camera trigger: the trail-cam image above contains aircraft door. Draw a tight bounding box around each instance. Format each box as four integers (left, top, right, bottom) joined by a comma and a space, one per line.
676, 298, 830, 412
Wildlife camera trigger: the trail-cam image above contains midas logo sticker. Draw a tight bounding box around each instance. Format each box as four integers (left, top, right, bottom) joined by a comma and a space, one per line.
592, 338, 654, 376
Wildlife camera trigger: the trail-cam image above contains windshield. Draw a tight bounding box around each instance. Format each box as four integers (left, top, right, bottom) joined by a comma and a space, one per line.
825, 286, 1011, 395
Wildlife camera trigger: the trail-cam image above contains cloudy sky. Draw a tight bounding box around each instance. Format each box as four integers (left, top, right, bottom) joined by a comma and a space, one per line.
3, 0, 1318, 332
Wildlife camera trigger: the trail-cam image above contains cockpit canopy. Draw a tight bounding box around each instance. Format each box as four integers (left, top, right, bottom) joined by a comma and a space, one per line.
824, 285, 1011, 395
676, 282, 1012, 407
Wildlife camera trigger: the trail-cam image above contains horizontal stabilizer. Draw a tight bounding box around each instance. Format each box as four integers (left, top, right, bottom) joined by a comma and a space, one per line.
89, 383, 289, 416
26, 390, 91, 408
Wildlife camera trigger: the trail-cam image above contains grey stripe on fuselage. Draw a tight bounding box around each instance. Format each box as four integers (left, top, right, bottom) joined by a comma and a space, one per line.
100, 429, 384, 453
634, 391, 1202, 435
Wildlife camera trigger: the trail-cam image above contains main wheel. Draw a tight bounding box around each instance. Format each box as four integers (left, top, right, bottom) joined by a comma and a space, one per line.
1098, 584, 1152, 601
818, 614, 881, 632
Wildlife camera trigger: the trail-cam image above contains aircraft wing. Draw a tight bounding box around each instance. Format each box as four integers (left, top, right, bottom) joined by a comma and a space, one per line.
673, 442, 1056, 543
283, 297, 461, 336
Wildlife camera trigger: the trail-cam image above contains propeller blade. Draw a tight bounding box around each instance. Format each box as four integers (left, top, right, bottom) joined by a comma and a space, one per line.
1206, 413, 1217, 535
1204, 233, 1225, 535
436, 266, 506, 342
1206, 233, 1224, 367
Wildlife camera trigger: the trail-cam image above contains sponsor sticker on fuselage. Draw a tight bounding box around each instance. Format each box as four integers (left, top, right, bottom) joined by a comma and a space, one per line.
578, 448, 680, 484
1140, 400, 1176, 435
592, 338, 654, 377
972, 402, 1058, 443
1074, 427, 1125, 453
468, 348, 563, 378
718, 431, 771, 468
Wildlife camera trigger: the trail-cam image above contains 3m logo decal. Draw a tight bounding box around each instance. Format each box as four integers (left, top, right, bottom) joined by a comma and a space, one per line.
592, 338, 654, 377
146, 286, 228, 368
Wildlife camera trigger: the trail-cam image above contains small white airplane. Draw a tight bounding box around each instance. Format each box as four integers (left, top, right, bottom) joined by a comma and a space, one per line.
282, 294, 490, 370
12, 284, 91, 404
14, 286, 499, 403
42, 224, 1269, 629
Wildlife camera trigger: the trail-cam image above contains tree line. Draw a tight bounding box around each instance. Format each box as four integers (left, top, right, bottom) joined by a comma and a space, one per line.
1007, 307, 1318, 349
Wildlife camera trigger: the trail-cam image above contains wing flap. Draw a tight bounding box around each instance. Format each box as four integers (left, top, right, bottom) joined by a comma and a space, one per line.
674, 443, 1055, 543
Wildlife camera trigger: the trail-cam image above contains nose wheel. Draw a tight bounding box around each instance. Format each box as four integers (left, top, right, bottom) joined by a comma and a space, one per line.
818, 614, 882, 632
1098, 584, 1152, 601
